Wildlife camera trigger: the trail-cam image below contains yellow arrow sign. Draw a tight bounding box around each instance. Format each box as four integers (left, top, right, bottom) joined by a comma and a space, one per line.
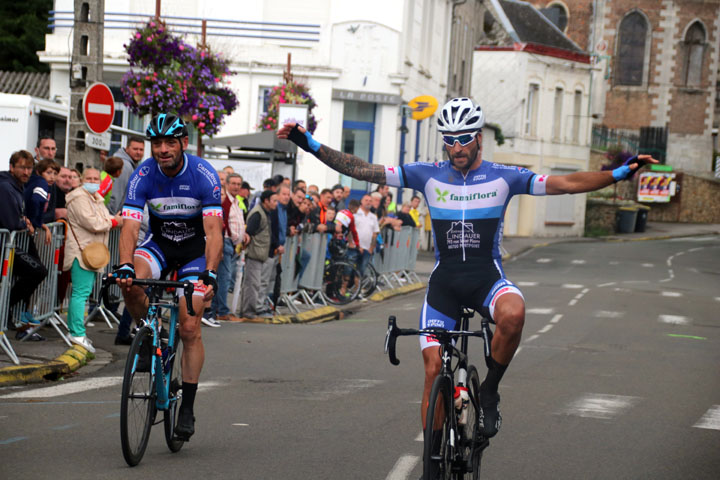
408, 95, 438, 121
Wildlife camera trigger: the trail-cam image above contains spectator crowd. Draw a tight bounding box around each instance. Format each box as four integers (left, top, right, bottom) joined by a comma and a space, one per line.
0, 134, 425, 349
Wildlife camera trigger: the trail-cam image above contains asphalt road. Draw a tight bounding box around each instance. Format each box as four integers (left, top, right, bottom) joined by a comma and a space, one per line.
1, 236, 718, 479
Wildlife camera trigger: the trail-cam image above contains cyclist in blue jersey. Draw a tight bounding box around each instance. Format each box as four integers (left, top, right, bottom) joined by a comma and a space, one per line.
278, 98, 656, 441
113, 114, 224, 441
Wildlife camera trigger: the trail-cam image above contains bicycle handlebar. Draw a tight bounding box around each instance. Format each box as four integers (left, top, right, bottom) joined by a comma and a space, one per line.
384, 315, 485, 366
102, 275, 196, 317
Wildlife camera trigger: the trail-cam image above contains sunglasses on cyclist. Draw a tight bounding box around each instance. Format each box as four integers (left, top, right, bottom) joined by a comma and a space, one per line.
442, 130, 479, 147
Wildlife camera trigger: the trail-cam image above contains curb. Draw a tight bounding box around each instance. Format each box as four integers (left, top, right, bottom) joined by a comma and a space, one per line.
369, 282, 426, 301
0, 345, 93, 387
234, 283, 428, 325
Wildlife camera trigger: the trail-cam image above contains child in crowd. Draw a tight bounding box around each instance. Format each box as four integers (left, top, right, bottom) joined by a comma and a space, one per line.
98, 156, 125, 206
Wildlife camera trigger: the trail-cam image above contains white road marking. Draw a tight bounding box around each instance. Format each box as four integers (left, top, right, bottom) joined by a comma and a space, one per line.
715, 297, 720, 302
386, 455, 420, 480
609, 261, 619, 265
659, 315, 691, 325
561, 393, 640, 420
574, 293, 584, 300
538, 325, 553, 333
597, 282, 616, 287
694, 406, 720, 430
688, 247, 703, 253
415, 431, 424, 442
613, 287, 631, 293
232, 423, 249, 426
536, 258, 552, 263
581, 288, 590, 294
562, 284, 584, 289
594, 311, 625, 319
661, 291, 683, 297
571, 259, 586, 265
527, 308, 554, 315
525, 334, 540, 342
568, 299, 578, 306
0, 377, 123, 399
517, 281, 538, 287
641, 263, 654, 267
550, 314, 563, 323
312, 379, 384, 400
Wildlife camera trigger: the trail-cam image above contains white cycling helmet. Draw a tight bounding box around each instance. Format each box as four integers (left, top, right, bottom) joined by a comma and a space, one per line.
437, 97, 485, 133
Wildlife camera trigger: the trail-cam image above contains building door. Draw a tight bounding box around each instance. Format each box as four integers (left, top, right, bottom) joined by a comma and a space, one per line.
341, 101, 376, 200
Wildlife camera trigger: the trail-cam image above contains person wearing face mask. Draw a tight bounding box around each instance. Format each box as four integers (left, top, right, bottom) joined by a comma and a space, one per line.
63, 168, 123, 352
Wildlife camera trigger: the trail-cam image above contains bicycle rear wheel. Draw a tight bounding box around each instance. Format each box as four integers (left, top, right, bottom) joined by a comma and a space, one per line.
359, 263, 378, 298
424, 375, 454, 480
120, 326, 156, 467
164, 326, 185, 453
462, 366, 484, 479
322, 261, 360, 305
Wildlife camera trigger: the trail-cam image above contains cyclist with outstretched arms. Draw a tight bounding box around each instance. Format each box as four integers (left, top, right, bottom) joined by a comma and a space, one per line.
279, 98, 657, 444
113, 114, 223, 441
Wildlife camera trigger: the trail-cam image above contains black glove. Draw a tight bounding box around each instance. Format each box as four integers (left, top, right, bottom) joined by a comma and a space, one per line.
287, 124, 321, 153
198, 269, 218, 292
113, 263, 136, 279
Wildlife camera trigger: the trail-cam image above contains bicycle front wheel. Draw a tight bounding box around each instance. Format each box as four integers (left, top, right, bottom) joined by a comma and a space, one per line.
462, 365, 484, 479
164, 326, 185, 453
322, 261, 361, 305
424, 375, 454, 480
359, 263, 378, 298
120, 326, 156, 467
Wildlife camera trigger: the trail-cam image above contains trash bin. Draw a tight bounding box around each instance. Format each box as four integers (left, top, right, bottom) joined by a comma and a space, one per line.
615, 207, 638, 233
634, 205, 651, 233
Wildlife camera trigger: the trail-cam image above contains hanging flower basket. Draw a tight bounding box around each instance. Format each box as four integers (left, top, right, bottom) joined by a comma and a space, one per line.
120, 20, 238, 136
258, 80, 318, 134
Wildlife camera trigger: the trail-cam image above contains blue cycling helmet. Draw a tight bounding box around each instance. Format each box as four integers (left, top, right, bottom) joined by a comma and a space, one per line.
146, 113, 188, 140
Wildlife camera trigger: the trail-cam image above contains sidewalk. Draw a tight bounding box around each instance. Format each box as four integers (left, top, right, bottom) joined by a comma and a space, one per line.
1, 221, 717, 386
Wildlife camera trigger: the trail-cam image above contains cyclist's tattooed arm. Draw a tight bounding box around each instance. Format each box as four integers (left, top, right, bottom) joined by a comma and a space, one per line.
278, 122, 387, 184
316, 145, 387, 184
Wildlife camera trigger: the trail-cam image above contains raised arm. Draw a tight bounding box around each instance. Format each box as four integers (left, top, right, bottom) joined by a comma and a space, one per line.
546, 154, 658, 195
278, 123, 386, 184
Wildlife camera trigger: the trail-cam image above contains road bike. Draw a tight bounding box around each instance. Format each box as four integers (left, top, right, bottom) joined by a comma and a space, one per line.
322, 239, 362, 305
385, 309, 494, 479
102, 275, 195, 467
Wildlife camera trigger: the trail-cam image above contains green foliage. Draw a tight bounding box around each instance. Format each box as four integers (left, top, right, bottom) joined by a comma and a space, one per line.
486, 122, 505, 146
0, 0, 52, 72
584, 225, 611, 237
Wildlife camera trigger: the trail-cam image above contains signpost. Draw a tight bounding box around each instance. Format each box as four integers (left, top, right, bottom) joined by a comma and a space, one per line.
82, 82, 115, 135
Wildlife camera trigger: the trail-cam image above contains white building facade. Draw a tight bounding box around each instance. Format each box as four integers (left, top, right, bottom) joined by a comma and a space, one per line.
472, 45, 593, 237
40, 0, 455, 193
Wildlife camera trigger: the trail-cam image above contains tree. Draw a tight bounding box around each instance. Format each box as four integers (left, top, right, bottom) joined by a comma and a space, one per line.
0, 0, 52, 72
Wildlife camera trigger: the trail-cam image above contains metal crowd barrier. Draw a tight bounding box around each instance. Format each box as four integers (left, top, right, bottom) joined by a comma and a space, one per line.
87, 228, 121, 327
0, 228, 18, 363
277, 235, 302, 313
297, 232, 328, 307
372, 226, 421, 290
7, 224, 72, 354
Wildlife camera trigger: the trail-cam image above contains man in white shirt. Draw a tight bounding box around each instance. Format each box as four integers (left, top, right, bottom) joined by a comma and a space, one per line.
353, 194, 380, 276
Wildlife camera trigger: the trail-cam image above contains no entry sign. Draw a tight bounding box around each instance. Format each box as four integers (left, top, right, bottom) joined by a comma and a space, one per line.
82, 83, 115, 134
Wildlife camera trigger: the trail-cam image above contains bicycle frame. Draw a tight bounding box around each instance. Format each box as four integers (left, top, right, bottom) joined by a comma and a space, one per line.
141, 298, 179, 411
102, 276, 195, 411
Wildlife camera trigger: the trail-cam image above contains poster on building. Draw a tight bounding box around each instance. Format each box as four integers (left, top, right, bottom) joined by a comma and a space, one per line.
637, 172, 676, 203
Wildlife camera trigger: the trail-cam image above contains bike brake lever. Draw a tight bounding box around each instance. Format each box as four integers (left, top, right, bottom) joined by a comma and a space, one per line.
183, 282, 195, 317
385, 316, 400, 366
101, 275, 112, 308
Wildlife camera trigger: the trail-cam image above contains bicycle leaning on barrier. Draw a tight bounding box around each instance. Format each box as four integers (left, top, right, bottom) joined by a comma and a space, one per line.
386, 309, 493, 479
102, 275, 192, 466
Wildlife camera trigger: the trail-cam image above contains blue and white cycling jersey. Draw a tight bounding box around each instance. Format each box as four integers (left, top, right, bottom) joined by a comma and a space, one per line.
385, 160, 547, 264
122, 153, 222, 257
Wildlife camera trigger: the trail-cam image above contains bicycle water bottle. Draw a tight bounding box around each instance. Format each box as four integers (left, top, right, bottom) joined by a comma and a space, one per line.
455, 368, 470, 425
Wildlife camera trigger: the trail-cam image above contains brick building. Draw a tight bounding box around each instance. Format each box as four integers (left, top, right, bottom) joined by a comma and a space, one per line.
531, 0, 720, 172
